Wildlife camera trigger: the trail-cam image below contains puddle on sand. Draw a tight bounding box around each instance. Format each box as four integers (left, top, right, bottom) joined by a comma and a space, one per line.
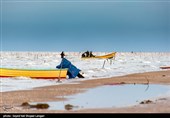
35, 84, 170, 110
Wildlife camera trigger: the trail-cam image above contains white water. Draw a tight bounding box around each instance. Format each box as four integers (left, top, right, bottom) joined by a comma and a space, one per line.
0, 52, 170, 92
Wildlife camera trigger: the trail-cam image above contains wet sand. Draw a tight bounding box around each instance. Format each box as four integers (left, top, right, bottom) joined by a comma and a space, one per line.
0, 70, 170, 113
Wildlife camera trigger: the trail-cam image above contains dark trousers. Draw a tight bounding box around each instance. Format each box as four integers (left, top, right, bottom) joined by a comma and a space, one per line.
67, 71, 84, 78
77, 73, 84, 78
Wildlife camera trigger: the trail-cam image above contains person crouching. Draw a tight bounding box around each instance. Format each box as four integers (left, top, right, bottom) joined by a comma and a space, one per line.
56, 51, 84, 79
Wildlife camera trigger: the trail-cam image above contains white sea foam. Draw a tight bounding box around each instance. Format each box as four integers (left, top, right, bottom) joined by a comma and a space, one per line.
0, 52, 170, 92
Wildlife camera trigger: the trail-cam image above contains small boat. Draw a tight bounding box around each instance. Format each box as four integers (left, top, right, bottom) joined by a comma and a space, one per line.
0, 68, 68, 79
82, 52, 116, 59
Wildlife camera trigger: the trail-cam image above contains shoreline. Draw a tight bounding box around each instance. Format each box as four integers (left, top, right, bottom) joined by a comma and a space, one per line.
1, 70, 170, 113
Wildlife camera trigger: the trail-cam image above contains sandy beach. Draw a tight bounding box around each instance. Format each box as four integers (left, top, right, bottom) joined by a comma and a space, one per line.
1, 70, 170, 113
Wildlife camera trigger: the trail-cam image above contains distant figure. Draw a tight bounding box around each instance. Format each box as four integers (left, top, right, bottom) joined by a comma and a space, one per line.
56, 51, 84, 79
81, 53, 86, 58
83, 51, 90, 57
89, 51, 95, 57
82, 50, 95, 58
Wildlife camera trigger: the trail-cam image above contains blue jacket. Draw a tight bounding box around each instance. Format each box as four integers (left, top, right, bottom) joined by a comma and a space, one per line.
56, 58, 81, 79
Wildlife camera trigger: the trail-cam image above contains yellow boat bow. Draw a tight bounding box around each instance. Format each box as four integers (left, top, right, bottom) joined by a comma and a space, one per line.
0, 68, 68, 79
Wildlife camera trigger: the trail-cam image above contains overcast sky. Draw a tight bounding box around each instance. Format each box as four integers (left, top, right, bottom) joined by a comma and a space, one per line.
0, 0, 170, 52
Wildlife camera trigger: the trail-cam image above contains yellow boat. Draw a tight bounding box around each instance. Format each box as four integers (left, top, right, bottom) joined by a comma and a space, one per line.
82, 52, 116, 59
0, 68, 68, 79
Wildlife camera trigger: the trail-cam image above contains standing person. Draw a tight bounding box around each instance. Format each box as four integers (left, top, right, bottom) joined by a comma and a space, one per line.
85, 51, 90, 57
56, 51, 84, 80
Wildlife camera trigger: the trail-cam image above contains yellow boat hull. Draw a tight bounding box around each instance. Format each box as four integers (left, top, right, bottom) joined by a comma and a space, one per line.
82, 52, 116, 59
0, 68, 68, 79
